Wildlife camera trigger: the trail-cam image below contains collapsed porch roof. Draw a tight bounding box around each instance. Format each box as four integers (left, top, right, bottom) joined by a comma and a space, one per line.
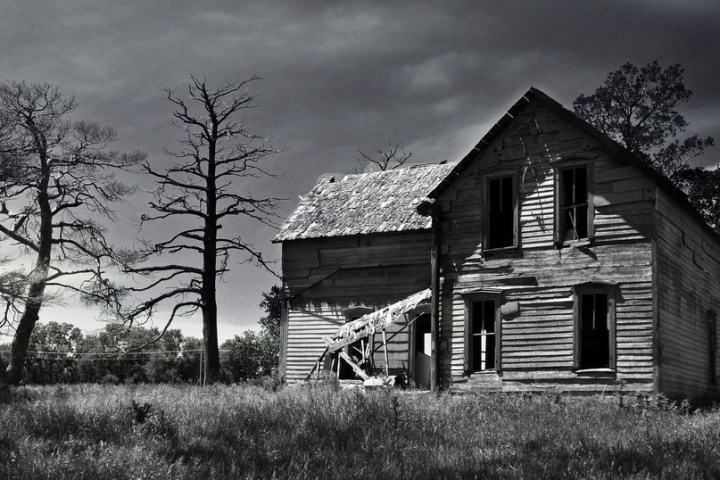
306, 288, 432, 381
322, 288, 432, 353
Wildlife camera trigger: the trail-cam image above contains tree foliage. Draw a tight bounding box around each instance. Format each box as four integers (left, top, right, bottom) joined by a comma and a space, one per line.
676, 168, 720, 229
220, 330, 277, 381
122, 75, 281, 384
0, 321, 205, 384
258, 284, 282, 339
573, 61, 714, 178
573, 62, 717, 228
0, 81, 144, 385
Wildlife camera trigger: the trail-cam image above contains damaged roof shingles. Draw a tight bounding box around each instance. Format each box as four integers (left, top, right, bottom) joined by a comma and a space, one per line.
273, 162, 456, 242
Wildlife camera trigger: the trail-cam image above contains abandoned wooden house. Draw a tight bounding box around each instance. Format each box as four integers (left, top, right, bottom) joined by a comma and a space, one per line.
274, 87, 720, 399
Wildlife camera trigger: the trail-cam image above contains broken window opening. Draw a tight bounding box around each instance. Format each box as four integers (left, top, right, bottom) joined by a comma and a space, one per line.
579, 293, 610, 369
487, 175, 515, 249
560, 167, 588, 242
470, 300, 496, 371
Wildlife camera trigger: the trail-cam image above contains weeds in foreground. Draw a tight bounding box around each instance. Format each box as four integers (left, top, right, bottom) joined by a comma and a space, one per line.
0, 383, 719, 479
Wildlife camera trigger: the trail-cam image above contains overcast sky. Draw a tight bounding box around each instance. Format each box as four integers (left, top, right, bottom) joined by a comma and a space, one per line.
1, 0, 719, 342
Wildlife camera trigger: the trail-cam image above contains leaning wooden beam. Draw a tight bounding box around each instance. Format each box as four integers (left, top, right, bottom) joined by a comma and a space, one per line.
338, 351, 370, 381
305, 347, 329, 381
382, 330, 389, 377
321, 288, 432, 353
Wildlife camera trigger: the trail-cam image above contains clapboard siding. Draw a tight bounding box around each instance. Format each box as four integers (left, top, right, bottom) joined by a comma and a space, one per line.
436, 99, 655, 393
656, 189, 720, 399
282, 231, 431, 383
283, 231, 430, 300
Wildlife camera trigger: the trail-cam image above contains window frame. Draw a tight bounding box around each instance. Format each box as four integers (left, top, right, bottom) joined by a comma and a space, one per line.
463, 292, 502, 374
483, 171, 519, 253
572, 283, 616, 372
554, 161, 594, 247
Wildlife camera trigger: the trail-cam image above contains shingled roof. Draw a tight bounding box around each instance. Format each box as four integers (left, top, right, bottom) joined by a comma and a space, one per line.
273, 162, 455, 242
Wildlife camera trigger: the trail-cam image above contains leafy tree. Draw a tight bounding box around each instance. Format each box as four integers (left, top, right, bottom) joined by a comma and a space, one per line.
259, 285, 283, 339
676, 168, 720, 231
123, 75, 281, 384
27, 321, 82, 360
220, 330, 276, 381
573, 62, 717, 227
0, 81, 145, 385
219, 286, 283, 382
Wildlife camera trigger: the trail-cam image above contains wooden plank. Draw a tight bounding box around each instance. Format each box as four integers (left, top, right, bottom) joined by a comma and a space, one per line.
338, 351, 370, 381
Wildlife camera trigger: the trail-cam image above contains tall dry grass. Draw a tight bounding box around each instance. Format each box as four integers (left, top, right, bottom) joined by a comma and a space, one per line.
1, 382, 719, 479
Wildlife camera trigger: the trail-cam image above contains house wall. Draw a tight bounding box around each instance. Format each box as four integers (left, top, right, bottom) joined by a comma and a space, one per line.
436, 99, 656, 394
655, 189, 720, 399
281, 232, 431, 383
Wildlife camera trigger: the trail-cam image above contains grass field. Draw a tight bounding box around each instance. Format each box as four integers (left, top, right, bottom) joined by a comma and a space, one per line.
1, 382, 719, 479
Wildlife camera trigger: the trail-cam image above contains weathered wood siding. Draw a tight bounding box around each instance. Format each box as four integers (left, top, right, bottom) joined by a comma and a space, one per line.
655, 189, 720, 399
436, 99, 655, 393
282, 232, 430, 383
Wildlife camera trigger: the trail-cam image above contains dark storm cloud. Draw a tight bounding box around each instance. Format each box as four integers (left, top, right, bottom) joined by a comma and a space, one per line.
1, 0, 719, 336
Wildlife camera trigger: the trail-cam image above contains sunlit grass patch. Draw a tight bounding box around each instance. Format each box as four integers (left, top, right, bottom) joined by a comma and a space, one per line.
1, 382, 720, 479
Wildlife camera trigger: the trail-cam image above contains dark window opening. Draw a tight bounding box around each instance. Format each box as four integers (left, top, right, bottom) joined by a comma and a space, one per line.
579, 293, 609, 369
471, 300, 496, 371
488, 176, 515, 249
560, 167, 588, 242
415, 313, 432, 357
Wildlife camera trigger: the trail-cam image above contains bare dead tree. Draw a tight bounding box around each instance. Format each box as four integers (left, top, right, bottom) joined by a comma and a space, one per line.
0, 81, 145, 385
351, 140, 412, 173
122, 75, 281, 384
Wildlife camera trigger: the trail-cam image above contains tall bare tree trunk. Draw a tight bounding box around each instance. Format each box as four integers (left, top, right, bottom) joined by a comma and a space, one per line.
122, 76, 279, 385
5, 274, 47, 384
4, 153, 52, 385
202, 129, 220, 384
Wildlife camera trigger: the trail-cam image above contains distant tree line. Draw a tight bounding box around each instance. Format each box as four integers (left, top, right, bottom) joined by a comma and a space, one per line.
0, 286, 281, 385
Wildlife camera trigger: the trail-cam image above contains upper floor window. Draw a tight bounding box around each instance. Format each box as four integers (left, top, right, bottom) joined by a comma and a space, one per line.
485, 174, 517, 250
558, 166, 590, 243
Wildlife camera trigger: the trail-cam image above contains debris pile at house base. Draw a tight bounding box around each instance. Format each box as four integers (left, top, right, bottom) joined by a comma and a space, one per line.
363, 375, 396, 390
306, 288, 432, 382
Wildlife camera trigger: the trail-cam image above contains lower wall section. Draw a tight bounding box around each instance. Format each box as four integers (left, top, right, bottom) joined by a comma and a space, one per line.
449, 370, 653, 395
439, 281, 655, 390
